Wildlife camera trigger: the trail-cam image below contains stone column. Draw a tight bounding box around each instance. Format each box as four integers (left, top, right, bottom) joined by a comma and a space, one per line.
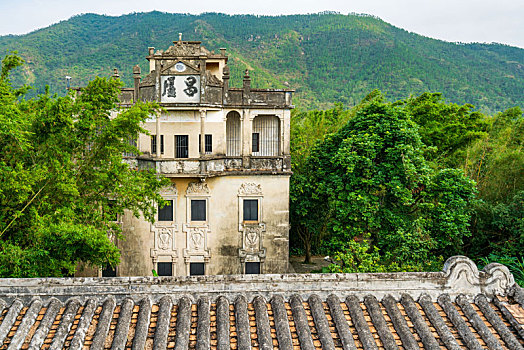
133, 65, 141, 103
200, 109, 206, 157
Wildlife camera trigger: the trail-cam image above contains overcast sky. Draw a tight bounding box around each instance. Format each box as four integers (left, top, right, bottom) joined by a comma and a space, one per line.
0, 0, 523, 48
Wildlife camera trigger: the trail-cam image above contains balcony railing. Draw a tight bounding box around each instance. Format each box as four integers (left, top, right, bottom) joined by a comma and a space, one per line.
132, 156, 291, 176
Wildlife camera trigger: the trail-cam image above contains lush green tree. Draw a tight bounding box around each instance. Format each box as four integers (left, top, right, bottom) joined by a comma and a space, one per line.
404, 92, 488, 167
290, 103, 353, 262
306, 95, 476, 270
0, 54, 167, 277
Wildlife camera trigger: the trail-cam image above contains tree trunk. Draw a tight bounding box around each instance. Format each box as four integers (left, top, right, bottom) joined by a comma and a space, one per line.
304, 239, 312, 264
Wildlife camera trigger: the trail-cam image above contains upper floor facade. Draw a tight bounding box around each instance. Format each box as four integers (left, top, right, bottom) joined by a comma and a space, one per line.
117, 38, 294, 178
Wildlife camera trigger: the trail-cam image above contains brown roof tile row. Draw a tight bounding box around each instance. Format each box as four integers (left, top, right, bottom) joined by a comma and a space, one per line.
0, 256, 523, 349
0, 292, 522, 349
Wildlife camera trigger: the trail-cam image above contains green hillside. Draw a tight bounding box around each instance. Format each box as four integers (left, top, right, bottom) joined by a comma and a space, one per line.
1, 12, 522, 112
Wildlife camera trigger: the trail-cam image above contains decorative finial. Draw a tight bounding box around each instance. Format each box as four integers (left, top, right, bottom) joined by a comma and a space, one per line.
178, 33, 182, 42
112, 68, 120, 79
244, 69, 250, 78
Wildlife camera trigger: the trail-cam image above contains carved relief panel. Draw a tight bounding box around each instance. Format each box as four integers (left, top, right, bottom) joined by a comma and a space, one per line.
238, 183, 266, 262
182, 225, 211, 262
183, 182, 211, 264
239, 224, 266, 263
150, 183, 178, 262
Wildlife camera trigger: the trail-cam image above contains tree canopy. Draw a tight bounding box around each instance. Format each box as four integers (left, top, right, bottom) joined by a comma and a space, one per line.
296, 94, 476, 271
0, 54, 167, 277
289, 91, 522, 283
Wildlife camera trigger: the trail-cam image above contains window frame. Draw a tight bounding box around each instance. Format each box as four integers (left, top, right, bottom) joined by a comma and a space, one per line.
239, 197, 262, 227
151, 135, 164, 155
157, 262, 173, 276
190, 262, 205, 276
175, 135, 189, 158
158, 199, 174, 222
251, 132, 260, 153
243, 199, 259, 222
101, 265, 117, 277
190, 199, 207, 222
245, 262, 261, 274
198, 134, 213, 154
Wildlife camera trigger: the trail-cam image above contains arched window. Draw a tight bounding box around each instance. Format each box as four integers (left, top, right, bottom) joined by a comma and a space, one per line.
252, 116, 280, 156
226, 111, 241, 156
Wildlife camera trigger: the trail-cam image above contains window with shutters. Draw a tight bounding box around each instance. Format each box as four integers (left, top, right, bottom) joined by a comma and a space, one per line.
198, 134, 213, 154
151, 135, 164, 155
191, 200, 206, 221
157, 262, 173, 276
226, 111, 241, 156
190, 262, 205, 276
252, 115, 280, 156
245, 262, 260, 274
175, 135, 189, 158
243, 199, 258, 221
158, 200, 174, 222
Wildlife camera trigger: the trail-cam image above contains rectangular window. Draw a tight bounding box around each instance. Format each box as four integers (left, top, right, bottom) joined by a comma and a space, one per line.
191, 200, 206, 221
102, 266, 117, 277
151, 135, 164, 154
190, 262, 205, 276
157, 262, 173, 276
198, 134, 213, 154
176, 135, 189, 158
245, 262, 260, 274
205, 134, 212, 153
243, 199, 258, 221
252, 133, 260, 153
158, 200, 174, 221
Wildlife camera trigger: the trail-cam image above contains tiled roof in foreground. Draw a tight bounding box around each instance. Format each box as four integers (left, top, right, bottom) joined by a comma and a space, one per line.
0, 256, 523, 349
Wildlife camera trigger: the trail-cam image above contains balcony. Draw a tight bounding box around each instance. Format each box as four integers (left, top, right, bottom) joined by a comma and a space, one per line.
131, 156, 291, 177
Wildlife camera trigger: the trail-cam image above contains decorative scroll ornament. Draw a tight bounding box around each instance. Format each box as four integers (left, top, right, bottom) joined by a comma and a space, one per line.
482, 263, 515, 296
443, 255, 480, 290
238, 183, 262, 196
186, 182, 210, 195
159, 183, 178, 196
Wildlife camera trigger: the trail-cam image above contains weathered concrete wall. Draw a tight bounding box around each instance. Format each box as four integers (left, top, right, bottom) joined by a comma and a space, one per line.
113, 174, 290, 277
5, 257, 518, 304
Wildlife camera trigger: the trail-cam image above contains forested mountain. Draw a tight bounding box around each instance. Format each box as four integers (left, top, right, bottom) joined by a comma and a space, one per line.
0, 12, 522, 112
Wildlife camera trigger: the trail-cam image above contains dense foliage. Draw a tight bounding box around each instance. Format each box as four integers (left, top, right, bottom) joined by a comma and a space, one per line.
0, 54, 167, 277
0, 12, 522, 113
290, 91, 523, 278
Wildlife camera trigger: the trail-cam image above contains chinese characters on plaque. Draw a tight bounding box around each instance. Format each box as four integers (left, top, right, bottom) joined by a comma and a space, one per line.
161, 75, 200, 103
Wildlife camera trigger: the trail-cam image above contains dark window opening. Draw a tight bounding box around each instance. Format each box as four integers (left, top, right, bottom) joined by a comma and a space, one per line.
151, 135, 164, 155
157, 262, 173, 276
245, 262, 260, 274
205, 134, 212, 153
190, 262, 205, 276
158, 200, 174, 221
243, 199, 258, 221
191, 200, 206, 221
102, 266, 117, 277
252, 133, 260, 153
176, 135, 189, 158
199, 134, 213, 154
